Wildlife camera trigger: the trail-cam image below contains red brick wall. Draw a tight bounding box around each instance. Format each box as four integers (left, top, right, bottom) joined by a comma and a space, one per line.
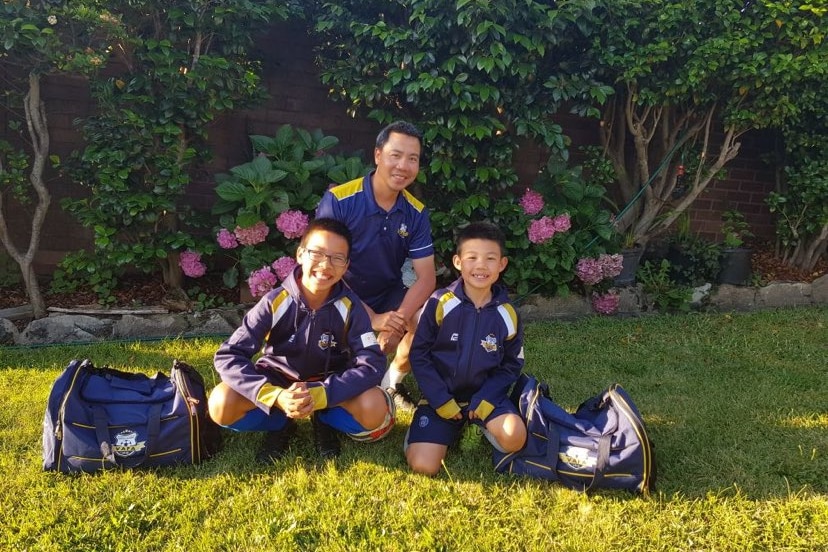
688, 130, 778, 243
2, 20, 779, 275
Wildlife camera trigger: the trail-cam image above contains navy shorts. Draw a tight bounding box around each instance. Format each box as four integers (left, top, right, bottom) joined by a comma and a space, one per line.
406, 396, 519, 447
365, 282, 408, 315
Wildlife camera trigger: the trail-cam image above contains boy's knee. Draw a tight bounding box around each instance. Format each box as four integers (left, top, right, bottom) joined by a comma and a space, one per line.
406, 452, 441, 476
207, 382, 249, 426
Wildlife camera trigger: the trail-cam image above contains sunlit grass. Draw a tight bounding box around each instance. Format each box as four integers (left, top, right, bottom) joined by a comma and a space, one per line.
1, 307, 826, 550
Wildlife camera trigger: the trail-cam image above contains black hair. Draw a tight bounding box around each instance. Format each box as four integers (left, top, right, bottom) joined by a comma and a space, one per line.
455, 221, 507, 256
302, 217, 353, 256
375, 120, 423, 150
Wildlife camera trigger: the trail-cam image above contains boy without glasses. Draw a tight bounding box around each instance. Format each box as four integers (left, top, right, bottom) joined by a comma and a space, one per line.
208, 218, 394, 462
405, 221, 527, 475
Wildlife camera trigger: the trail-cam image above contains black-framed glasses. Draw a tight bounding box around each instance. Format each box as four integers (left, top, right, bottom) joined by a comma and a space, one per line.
302, 248, 349, 267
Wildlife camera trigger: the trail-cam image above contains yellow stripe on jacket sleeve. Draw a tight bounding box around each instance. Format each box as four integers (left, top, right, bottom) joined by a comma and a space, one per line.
497, 303, 518, 340
435, 292, 461, 326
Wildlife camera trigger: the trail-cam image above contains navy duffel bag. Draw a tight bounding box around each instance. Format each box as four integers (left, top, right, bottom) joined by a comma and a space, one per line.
43, 358, 222, 473
493, 373, 656, 494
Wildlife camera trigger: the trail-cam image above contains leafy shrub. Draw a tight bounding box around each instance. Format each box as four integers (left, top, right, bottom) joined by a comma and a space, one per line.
638, 260, 692, 313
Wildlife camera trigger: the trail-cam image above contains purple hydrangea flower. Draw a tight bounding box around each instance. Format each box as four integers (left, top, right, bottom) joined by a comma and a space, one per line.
247, 266, 278, 297
276, 210, 309, 240
271, 256, 297, 281
179, 250, 206, 278
520, 188, 545, 216
217, 228, 239, 249
234, 221, 270, 246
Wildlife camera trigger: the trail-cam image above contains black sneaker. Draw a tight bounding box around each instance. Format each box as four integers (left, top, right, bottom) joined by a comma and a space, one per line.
312, 414, 341, 459
387, 383, 417, 412
256, 420, 297, 463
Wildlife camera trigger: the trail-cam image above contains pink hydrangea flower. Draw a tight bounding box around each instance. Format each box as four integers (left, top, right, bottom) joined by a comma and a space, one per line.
276, 210, 309, 240
592, 290, 620, 315
247, 266, 278, 298
520, 188, 545, 216
272, 256, 297, 281
576, 257, 604, 285
217, 228, 239, 249
179, 250, 206, 278
234, 221, 270, 246
528, 216, 557, 244
599, 253, 624, 280
551, 213, 571, 233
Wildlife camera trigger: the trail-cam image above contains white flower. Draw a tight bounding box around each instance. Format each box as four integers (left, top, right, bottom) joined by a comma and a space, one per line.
47, 15, 58, 25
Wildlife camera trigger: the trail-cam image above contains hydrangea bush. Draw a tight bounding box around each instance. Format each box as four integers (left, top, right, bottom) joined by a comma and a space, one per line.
180, 125, 369, 297
482, 159, 617, 299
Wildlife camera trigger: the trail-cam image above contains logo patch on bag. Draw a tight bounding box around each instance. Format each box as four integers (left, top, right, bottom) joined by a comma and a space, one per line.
559, 446, 597, 470
113, 430, 146, 457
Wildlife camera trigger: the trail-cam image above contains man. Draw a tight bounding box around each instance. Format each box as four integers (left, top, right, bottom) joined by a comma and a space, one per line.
316, 121, 437, 411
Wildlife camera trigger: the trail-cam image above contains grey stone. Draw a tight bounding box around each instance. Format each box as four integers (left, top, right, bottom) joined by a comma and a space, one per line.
182, 310, 236, 337
518, 294, 592, 322
0, 318, 19, 345
758, 282, 812, 308
811, 274, 828, 304
691, 283, 713, 307
20, 314, 115, 345
616, 286, 644, 315
113, 313, 190, 339
710, 285, 758, 311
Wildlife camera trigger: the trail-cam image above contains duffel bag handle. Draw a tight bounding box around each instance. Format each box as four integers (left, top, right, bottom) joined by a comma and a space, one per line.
93, 403, 162, 468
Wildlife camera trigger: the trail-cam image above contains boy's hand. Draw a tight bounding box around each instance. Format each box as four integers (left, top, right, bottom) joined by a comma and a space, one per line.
277, 382, 313, 419
377, 330, 402, 354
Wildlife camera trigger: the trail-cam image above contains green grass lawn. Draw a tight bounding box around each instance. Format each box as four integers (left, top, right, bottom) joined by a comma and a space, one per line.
1, 307, 826, 551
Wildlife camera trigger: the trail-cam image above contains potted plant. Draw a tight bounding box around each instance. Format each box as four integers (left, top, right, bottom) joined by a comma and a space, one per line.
613, 231, 644, 287
665, 213, 722, 286
718, 210, 754, 285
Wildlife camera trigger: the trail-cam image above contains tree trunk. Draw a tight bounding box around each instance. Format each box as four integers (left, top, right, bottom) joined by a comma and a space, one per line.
0, 72, 50, 318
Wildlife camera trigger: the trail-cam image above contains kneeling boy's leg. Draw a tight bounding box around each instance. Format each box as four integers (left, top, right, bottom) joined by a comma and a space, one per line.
405, 405, 463, 476
320, 387, 395, 442
482, 412, 527, 453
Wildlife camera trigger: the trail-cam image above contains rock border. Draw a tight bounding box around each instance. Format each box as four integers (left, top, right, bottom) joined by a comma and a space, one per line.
2, 275, 826, 346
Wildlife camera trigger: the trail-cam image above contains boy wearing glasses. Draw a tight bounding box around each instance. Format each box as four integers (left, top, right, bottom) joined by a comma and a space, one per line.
405, 222, 527, 475
209, 218, 394, 462
316, 121, 436, 412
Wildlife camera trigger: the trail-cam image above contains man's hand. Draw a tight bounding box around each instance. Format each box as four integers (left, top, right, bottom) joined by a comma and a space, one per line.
276, 382, 313, 419
371, 310, 407, 337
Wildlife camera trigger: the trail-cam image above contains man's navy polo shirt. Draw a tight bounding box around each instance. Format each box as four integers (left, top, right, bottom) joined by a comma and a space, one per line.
316, 172, 434, 309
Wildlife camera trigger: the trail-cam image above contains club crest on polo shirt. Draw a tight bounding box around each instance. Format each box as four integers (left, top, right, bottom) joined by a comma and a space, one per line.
397, 223, 409, 238
113, 429, 146, 457
318, 332, 337, 350
480, 333, 498, 353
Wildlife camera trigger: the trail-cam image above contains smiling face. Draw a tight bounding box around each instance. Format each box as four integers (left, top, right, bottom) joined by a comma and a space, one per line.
453, 238, 508, 295
373, 131, 421, 197
296, 229, 350, 303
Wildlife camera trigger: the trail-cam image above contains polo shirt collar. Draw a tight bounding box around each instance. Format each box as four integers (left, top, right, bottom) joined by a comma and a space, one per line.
365, 171, 404, 215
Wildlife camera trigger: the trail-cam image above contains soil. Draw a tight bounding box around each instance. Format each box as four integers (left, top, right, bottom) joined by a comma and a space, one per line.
0, 272, 240, 311
0, 246, 825, 312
